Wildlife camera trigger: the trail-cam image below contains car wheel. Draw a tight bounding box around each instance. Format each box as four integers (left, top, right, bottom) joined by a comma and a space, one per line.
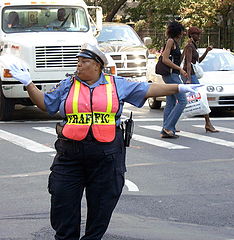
0, 82, 14, 121
148, 97, 162, 109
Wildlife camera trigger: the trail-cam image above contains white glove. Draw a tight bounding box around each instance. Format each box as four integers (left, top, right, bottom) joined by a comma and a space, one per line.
178, 84, 203, 94
9, 63, 32, 86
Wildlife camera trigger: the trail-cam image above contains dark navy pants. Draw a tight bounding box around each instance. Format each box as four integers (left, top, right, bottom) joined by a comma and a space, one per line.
48, 129, 126, 240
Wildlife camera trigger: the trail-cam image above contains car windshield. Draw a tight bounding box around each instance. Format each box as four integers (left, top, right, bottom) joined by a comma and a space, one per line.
97, 25, 142, 45
2, 6, 89, 33
199, 51, 234, 72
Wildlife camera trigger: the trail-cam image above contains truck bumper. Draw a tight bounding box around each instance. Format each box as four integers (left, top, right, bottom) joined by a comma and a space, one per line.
2, 82, 59, 98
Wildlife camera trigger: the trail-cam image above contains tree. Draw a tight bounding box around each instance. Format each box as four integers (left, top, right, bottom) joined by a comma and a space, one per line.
128, 0, 182, 28
86, 0, 128, 22
127, 0, 184, 49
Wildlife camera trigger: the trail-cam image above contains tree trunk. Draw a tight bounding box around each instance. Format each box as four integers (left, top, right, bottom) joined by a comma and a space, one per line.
105, 0, 128, 22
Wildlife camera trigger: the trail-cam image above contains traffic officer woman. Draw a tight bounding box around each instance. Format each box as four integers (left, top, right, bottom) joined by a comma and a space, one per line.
8, 43, 201, 240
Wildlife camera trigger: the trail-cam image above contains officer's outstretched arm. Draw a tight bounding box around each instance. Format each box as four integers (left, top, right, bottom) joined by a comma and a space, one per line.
26, 83, 46, 111
9, 64, 46, 111
145, 83, 203, 99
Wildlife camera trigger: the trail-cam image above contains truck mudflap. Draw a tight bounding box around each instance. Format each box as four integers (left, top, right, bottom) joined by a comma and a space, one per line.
0, 81, 14, 121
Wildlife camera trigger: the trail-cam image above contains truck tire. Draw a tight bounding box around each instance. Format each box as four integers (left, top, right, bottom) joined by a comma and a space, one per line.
0, 83, 14, 121
148, 97, 162, 109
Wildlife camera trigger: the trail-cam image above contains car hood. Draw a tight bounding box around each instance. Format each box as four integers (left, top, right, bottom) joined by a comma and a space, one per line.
199, 71, 234, 85
98, 43, 147, 53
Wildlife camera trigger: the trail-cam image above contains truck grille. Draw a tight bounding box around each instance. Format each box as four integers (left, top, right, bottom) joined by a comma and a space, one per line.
35, 46, 81, 68
110, 53, 147, 77
219, 96, 234, 105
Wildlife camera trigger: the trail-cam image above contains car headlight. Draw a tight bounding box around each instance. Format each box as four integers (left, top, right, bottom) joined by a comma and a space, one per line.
207, 86, 215, 92
216, 86, 223, 92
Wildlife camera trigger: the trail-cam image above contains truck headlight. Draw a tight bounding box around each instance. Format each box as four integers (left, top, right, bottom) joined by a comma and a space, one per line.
216, 86, 223, 92
207, 86, 215, 92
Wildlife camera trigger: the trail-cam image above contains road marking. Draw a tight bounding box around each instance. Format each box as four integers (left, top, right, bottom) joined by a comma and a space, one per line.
193, 125, 234, 134
35, 127, 189, 150
123, 109, 144, 114
2, 158, 234, 179
0, 117, 234, 124
0, 170, 50, 179
125, 179, 139, 192
0, 130, 55, 153
0, 169, 139, 192
141, 125, 234, 148
133, 117, 234, 122
133, 134, 189, 149
33, 126, 56, 135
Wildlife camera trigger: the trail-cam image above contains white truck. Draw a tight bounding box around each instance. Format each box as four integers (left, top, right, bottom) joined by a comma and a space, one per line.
0, 0, 105, 120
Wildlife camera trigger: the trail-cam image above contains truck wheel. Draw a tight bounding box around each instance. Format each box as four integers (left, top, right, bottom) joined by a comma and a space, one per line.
0, 84, 14, 121
148, 97, 162, 109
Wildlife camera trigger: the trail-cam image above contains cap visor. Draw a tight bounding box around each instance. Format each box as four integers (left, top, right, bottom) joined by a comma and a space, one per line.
76, 52, 93, 59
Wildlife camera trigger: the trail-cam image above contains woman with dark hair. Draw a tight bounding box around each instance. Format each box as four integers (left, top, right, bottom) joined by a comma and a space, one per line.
183, 26, 219, 132
160, 21, 188, 138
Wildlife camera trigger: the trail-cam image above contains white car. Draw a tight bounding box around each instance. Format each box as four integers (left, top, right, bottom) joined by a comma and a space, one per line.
199, 48, 234, 110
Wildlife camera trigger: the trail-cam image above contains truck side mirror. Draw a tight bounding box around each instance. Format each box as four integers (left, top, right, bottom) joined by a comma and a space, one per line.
87, 6, 102, 36
95, 7, 102, 32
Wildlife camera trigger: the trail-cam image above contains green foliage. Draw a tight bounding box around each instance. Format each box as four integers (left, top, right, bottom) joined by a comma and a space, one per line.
179, 0, 219, 27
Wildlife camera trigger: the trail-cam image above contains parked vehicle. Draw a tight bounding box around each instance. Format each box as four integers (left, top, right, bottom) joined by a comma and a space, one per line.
96, 22, 151, 82
0, 0, 105, 120
199, 48, 234, 110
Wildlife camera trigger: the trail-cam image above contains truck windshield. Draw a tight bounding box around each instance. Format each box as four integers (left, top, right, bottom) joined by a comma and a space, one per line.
2, 6, 89, 33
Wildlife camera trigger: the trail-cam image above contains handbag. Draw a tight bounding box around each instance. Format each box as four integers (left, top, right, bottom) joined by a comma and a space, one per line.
191, 61, 204, 79
155, 56, 171, 76
180, 86, 211, 119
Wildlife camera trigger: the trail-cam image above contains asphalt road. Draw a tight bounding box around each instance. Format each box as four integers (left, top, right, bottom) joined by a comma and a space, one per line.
0, 104, 234, 240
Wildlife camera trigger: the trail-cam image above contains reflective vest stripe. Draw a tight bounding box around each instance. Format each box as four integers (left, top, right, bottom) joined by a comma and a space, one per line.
109, 76, 119, 113
105, 75, 112, 113
72, 80, 81, 113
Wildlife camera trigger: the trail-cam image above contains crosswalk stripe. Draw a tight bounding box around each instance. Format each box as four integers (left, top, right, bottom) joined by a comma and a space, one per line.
123, 109, 144, 114
125, 179, 139, 192
131, 118, 234, 122
193, 125, 234, 134
0, 129, 55, 153
33, 127, 56, 135
35, 126, 189, 150
133, 134, 189, 149
140, 125, 234, 149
